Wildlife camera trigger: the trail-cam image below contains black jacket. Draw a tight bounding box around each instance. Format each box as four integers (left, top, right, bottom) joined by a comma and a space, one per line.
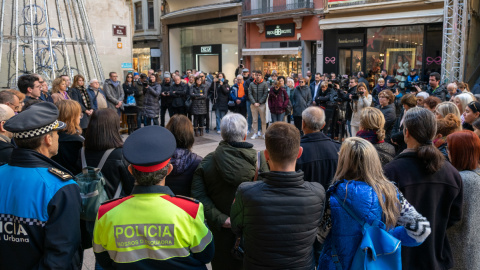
0, 139, 14, 165
52, 132, 84, 175
165, 148, 202, 197
231, 171, 326, 270
345, 86, 357, 120
384, 151, 463, 270
171, 83, 188, 108
190, 84, 208, 115
209, 81, 230, 111
427, 84, 448, 101
378, 103, 396, 142
296, 132, 341, 190
160, 82, 173, 106
70, 87, 93, 129
77, 148, 135, 198
0, 148, 82, 269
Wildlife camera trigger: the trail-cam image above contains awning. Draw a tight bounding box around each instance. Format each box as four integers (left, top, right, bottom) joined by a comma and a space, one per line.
319, 9, 444, 29
242, 47, 301, 56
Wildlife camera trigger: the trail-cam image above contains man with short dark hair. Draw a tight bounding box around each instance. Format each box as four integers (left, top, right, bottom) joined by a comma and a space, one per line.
311, 73, 323, 102
248, 71, 269, 139
427, 72, 447, 101
357, 71, 369, 90
231, 122, 325, 270
104, 72, 124, 112
32, 74, 50, 101
345, 77, 358, 137
0, 102, 82, 269
17, 74, 42, 101
0, 91, 21, 114
93, 126, 214, 269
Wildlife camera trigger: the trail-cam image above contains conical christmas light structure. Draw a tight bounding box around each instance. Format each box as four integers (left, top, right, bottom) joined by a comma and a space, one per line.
0, 0, 104, 88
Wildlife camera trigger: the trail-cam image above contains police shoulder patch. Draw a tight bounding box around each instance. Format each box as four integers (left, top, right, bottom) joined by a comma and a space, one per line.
161, 195, 200, 219
48, 167, 73, 181
97, 196, 134, 220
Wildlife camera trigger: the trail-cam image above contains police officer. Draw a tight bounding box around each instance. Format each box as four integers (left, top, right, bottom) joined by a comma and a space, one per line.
0, 102, 82, 269
93, 126, 214, 269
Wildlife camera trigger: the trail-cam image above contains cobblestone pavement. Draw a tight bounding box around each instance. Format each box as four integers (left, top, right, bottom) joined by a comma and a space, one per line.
82, 114, 266, 269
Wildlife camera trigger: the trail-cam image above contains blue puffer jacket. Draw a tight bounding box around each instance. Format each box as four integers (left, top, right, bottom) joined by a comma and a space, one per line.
318, 180, 419, 270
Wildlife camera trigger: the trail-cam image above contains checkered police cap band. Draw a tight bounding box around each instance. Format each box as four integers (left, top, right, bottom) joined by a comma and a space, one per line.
13, 120, 60, 139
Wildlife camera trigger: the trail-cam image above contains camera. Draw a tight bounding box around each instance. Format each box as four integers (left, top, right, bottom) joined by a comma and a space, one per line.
142, 81, 149, 87
351, 93, 359, 101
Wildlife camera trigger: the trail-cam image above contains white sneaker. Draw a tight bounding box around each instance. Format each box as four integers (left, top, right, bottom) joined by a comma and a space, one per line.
257, 131, 262, 136
251, 134, 258, 140
261, 135, 265, 139
217, 130, 221, 134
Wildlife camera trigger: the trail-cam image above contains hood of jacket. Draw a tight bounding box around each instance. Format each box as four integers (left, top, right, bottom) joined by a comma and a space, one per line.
212, 141, 257, 185
170, 148, 199, 176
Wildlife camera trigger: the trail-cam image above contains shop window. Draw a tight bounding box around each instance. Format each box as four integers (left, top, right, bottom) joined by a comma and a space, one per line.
135, 2, 143, 31
366, 25, 424, 88
148, 1, 155, 30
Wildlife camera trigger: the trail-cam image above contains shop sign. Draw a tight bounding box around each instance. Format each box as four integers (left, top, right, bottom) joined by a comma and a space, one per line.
121, 63, 133, 69
337, 33, 364, 47
113, 25, 127, 37
265, 24, 295, 38
328, 0, 387, 8
200, 46, 212, 53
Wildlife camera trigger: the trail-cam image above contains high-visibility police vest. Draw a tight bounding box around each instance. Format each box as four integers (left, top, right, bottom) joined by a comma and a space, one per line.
93, 186, 213, 267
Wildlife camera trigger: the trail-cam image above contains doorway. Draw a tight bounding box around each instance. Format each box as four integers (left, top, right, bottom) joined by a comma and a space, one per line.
197, 55, 219, 74
339, 48, 363, 76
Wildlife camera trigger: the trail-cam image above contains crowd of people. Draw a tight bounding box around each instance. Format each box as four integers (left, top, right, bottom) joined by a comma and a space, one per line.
0, 67, 478, 270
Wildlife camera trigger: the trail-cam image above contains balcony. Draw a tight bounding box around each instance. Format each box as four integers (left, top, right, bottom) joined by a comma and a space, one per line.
242, 0, 314, 17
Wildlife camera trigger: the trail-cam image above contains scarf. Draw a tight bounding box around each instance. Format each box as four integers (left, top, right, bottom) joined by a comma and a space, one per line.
357, 130, 383, 144
109, 79, 120, 88
238, 84, 245, 98
254, 79, 264, 84
79, 86, 92, 110
273, 88, 280, 95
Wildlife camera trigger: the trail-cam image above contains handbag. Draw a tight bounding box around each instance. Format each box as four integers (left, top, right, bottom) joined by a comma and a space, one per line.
231, 151, 262, 261
184, 96, 192, 110
126, 94, 136, 106
330, 193, 402, 270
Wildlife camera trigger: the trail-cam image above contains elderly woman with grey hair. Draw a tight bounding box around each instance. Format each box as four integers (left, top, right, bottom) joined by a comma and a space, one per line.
191, 113, 269, 270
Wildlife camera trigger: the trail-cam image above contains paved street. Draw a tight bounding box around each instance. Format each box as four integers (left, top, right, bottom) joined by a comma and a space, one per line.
82, 114, 266, 269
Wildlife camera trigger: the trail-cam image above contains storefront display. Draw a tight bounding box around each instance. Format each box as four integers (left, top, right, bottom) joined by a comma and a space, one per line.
323, 23, 442, 87
133, 48, 151, 74
253, 55, 302, 76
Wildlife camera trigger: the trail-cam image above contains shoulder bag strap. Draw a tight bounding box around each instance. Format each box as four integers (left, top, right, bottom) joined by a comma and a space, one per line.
113, 182, 123, 199
331, 193, 366, 227
97, 148, 115, 170
81, 147, 87, 173
253, 151, 261, 181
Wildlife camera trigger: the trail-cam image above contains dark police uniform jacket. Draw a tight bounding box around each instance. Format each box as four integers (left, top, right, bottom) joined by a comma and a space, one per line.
93, 185, 214, 270
0, 148, 82, 269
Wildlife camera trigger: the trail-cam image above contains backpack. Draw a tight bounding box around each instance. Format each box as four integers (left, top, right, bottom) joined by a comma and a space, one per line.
76, 147, 122, 221
330, 193, 402, 270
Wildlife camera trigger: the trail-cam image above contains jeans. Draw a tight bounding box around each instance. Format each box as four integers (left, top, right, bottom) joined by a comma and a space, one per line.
271, 113, 285, 123
136, 110, 145, 129
246, 100, 261, 133
145, 117, 159, 126
215, 108, 227, 131
346, 120, 352, 137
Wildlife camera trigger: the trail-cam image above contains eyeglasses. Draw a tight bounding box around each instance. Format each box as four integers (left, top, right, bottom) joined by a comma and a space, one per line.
299, 81, 305, 84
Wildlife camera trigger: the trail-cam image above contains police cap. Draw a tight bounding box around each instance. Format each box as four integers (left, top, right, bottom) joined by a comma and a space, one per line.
4, 102, 66, 139
123, 126, 176, 172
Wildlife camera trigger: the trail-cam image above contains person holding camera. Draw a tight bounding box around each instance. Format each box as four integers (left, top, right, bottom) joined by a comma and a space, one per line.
209, 73, 230, 133
345, 77, 358, 137
350, 82, 372, 136
314, 81, 337, 136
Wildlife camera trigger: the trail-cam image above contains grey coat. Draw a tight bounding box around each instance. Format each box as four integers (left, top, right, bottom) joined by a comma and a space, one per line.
248, 80, 269, 104
143, 83, 162, 118
291, 85, 312, 116
190, 84, 208, 115
447, 168, 480, 270
103, 79, 124, 110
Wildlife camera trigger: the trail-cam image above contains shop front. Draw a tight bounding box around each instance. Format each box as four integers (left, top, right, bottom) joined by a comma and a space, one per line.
320, 6, 444, 87
243, 16, 322, 76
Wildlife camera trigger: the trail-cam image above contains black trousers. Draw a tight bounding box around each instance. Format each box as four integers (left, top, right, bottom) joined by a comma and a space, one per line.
160, 105, 173, 127
293, 116, 304, 136
233, 103, 247, 118
205, 99, 210, 130
193, 114, 205, 128
172, 106, 186, 116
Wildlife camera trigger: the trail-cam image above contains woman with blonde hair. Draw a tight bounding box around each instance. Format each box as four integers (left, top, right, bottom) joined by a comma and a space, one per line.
435, 101, 461, 120
454, 93, 474, 123
50, 77, 70, 103
51, 99, 83, 174
318, 137, 431, 269
357, 107, 395, 165
350, 82, 372, 136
